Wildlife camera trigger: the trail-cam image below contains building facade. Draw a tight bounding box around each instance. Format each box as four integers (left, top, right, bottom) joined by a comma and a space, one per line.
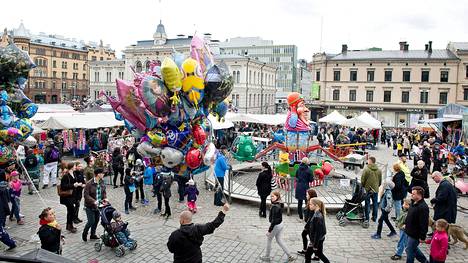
447, 42, 468, 106
89, 59, 125, 100
310, 41, 464, 128
219, 37, 297, 95
87, 40, 116, 62
123, 22, 276, 114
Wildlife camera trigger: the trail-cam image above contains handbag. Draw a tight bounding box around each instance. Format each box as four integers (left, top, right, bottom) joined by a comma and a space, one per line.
57, 184, 73, 197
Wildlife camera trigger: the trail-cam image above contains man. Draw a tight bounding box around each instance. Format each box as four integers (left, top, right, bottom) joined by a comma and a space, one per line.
43, 139, 61, 189
295, 157, 312, 220
404, 186, 429, 263
214, 146, 230, 191
361, 156, 382, 222
82, 168, 107, 242
167, 204, 229, 263
430, 171, 457, 223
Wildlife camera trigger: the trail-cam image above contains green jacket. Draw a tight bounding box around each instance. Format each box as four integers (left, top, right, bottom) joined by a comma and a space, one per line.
361, 163, 382, 193
396, 209, 408, 230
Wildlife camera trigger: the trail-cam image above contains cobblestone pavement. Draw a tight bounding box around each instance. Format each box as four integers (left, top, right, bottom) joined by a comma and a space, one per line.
2, 145, 467, 263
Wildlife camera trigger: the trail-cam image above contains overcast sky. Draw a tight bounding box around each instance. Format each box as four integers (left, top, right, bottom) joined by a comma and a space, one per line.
2, 0, 467, 60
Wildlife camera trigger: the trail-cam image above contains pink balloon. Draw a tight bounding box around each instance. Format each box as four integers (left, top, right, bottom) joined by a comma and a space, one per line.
321, 162, 333, 175
190, 35, 214, 75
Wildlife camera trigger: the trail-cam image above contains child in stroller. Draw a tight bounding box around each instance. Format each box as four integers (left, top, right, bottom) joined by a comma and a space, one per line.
336, 178, 369, 228
94, 204, 137, 257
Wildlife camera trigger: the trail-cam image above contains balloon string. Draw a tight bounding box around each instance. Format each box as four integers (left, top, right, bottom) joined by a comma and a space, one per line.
15, 154, 49, 208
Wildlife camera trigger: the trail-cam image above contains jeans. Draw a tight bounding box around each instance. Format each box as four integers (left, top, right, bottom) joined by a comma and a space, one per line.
297, 199, 304, 219
406, 236, 428, 263
10, 197, 20, 221
305, 239, 329, 263
259, 195, 267, 217
154, 192, 162, 211
135, 180, 144, 200
217, 177, 224, 192
64, 202, 75, 225
0, 225, 15, 248
177, 179, 185, 202
364, 192, 378, 221
163, 197, 171, 216
112, 167, 124, 186
265, 223, 291, 258
115, 229, 134, 248
394, 200, 402, 219
83, 207, 100, 236
124, 188, 133, 211
74, 198, 81, 220
301, 228, 309, 251
376, 209, 396, 235
396, 229, 408, 256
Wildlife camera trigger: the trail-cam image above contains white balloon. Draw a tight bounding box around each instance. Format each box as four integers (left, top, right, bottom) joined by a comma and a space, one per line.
21, 136, 37, 147
137, 141, 161, 157
160, 147, 184, 168
203, 142, 217, 166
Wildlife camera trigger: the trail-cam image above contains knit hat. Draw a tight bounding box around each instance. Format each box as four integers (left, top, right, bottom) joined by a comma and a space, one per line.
112, 210, 121, 220
301, 157, 310, 165
187, 179, 195, 186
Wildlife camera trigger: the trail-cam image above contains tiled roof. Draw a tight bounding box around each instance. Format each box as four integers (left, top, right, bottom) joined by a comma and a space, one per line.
330, 49, 458, 61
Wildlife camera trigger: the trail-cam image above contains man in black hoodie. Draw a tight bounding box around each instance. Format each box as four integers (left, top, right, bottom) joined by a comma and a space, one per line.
167, 204, 229, 263
404, 186, 429, 263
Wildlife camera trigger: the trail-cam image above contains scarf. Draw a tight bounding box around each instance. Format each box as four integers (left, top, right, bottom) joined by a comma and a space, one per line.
40, 219, 59, 229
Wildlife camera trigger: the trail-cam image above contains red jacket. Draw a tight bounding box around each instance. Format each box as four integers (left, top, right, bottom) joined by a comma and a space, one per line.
426, 230, 448, 261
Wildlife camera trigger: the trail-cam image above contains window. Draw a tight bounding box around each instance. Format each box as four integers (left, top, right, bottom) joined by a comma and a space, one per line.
439, 92, 448, 104
332, 89, 340, 101
52, 60, 56, 68
73, 63, 78, 70
384, 90, 392, 102
135, 61, 142, 73
100, 57, 104, 61
316, 71, 320, 81
61, 72, 67, 79
61, 82, 67, 90
466, 65, 468, 78
367, 71, 374, 82
403, 71, 411, 82
72, 53, 80, 60
350, 70, 357, 81
420, 90, 429, 103
83, 64, 86, 70
236, 70, 240, 83
106, 72, 112, 82
61, 61, 67, 69
421, 71, 429, 82
52, 82, 56, 89
464, 88, 468, 100
52, 71, 57, 78
366, 90, 374, 102
83, 73, 86, 80
333, 71, 340, 81
92, 56, 97, 61
249, 94, 252, 106
440, 71, 449, 82
145, 61, 151, 72
36, 48, 45, 55
349, 90, 356, 101
72, 73, 78, 80
402, 91, 410, 103
94, 72, 99, 82
384, 71, 392, 81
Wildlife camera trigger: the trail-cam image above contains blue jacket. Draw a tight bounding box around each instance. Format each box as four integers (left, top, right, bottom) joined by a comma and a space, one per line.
214, 153, 229, 178
143, 167, 154, 185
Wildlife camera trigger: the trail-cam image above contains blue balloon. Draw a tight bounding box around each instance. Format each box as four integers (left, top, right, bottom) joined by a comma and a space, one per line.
166, 126, 191, 150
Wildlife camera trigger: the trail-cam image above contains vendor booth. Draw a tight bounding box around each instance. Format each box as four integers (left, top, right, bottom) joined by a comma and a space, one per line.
318, 110, 347, 125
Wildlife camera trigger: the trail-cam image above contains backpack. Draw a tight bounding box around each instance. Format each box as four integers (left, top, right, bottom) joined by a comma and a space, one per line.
49, 147, 59, 161
383, 190, 394, 213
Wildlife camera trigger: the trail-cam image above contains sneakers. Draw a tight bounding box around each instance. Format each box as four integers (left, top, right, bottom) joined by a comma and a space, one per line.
17, 220, 25, 225
260, 256, 271, 262
287, 255, 297, 262
82, 232, 88, 242
42, 184, 48, 189
371, 217, 376, 222
52, 184, 56, 187
90, 235, 100, 240
129, 206, 137, 211
153, 208, 160, 214
297, 250, 306, 256
142, 199, 149, 205
390, 255, 402, 260
6, 244, 16, 251
387, 231, 397, 237
125, 210, 129, 215
371, 233, 381, 239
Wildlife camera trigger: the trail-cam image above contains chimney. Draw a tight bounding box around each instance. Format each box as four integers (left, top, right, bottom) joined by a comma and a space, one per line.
425, 44, 429, 51
341, 44, 348, 53
428, 41, 432, 53
399, 41, 407, 51
404, 44, 409, 51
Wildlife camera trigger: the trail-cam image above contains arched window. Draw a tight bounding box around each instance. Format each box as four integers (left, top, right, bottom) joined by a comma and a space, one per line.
145, 61, 151, 72
232, 71, 237, 83
135, 61, 142, 73
253, 72, 256, 85
236, 71, 240, 83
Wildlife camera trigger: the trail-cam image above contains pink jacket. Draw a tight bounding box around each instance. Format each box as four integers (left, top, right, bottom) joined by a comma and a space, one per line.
427, 230, 448, 261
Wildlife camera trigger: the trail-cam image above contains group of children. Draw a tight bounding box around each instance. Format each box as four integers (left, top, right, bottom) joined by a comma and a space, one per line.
122, 159, 199, 217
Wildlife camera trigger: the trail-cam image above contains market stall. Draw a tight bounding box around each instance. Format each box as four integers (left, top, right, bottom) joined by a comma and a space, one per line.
318, 110, 347, 125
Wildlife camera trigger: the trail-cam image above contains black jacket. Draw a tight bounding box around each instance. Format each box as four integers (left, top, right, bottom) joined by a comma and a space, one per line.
431, 179, 457, 223
44, 146, 60, 164
38, 224, 61, 254
0, 181, 10, 219
303, 208, 315, 229
73, 170, 86, 201
256, 170, 272, 197
24, 154, 39, 170
392, 171, 407, 200
268, 202, 283, 232
308, 210, 326, 247
167, 211, 226, 263
112, 153, 124, 169
59, 173, 76, 205
404, 199, 429, 240
295, 164, 312, 200
410, 167, 429, 198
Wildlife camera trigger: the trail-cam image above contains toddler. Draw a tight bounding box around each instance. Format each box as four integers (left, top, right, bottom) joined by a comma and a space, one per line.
391, 198, 411, 260
184, 179, 199, 213
426, 219, 449, 263
9, 171, 25, 225
110, 211, 136, 250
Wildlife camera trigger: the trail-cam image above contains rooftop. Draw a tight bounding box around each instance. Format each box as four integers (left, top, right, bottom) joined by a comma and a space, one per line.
135, 37, 192, 47
329, 49, 458, 61
447, 42, 468, 52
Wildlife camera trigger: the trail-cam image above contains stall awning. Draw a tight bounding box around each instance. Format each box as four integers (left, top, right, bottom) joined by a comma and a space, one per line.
39, 112, 123, 129
421, 116, 462, 123
208, 115, 234, 130
225, 112, 287, 125
319, 110, 347, 125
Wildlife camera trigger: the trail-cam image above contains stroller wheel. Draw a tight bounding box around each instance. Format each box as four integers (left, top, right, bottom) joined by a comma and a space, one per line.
338, 218, 347, 227
115, 246, 125, 257
361, 221, 370, 228
94, 241, 102, 252
130, 240, 137, 251
336, 211, 344, 220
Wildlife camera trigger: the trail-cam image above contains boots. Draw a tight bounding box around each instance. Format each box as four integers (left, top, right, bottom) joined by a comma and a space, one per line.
66, 224, 77, 233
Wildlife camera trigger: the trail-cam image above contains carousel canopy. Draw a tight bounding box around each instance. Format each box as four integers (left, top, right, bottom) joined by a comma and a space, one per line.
39, 112, 123, 129
208, 114, 234, 130
318, 110, 347, 125
225, 112, 287, 125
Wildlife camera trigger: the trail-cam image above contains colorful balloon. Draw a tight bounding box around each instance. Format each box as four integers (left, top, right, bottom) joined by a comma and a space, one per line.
138, 75, 171, 117
160, 147, 184, 168
213, 100, 228, 121
181, 58, 205, 106
0, 144, 16, 164
203, 142, 217, 166
185, 148, 202, 169
190, 35, 214, 75
314, 168, 325, 180
204, 63, 234, 105
192, 124, 207, 147
161, 57, 182, 93
136, 141, 161, 158
166, 125, 191, 150
147, 129, 167, 146
13, 118, 32, 139
321, 161, 333, 176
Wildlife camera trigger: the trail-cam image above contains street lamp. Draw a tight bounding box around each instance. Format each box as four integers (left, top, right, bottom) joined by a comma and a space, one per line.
260, 62, 266, 114
245, 57, 250, 113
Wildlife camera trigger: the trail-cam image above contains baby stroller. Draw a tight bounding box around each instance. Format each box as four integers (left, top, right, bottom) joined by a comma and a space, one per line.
94, 205, 137, 257
335, 178, 368, 228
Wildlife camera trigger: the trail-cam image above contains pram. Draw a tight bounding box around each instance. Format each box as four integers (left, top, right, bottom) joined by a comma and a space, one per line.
94, 205, 137, 257
335, 178, 369, 228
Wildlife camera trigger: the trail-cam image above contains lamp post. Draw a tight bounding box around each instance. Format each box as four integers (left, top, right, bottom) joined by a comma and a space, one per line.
245, 57, 250, 113
260, 62, 266, 114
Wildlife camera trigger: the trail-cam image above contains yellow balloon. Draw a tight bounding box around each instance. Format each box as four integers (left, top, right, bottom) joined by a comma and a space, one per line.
181, 58, 204, 105
161, 57, 182, 92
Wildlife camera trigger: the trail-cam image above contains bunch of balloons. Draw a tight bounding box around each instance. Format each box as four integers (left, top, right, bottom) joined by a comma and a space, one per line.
0, 31, 38, 164
104, 35, 233, 177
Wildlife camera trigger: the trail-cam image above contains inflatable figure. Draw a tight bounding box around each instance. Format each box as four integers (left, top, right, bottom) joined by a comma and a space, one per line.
232, 135, 257, 161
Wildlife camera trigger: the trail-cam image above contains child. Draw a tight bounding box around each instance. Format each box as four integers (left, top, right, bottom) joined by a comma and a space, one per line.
391, 198, 411, 260
160, 171, 173, 218
143, 162, 154, 206
123, 168, 137, 214
426, 219, 449, 263
9, 171, 25, 225
305, 198, 329, 263
24, 149, 40, 194
371, 177, 397, 239
133, 159, 145, 205
152, 169, 163, 214
110, 211, 136, 250
184, 179, 199, 213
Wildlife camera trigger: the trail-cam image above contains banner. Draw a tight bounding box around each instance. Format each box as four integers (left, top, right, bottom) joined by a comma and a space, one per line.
311, 82, 320, 99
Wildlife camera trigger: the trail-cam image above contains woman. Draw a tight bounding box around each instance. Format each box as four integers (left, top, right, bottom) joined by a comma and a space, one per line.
305, 198, 330, 263
295, 157, 312, 220
371, 178, 397, 240
73, 162, 86, 224
391, 163, 407, 220
256, 162, 272, 218
298, 189, 318, 259
59, 163, 79, 233
112, 147, 125, 188
260, 191, 295, 262
410, 160, 429, 198
83, 156, 95, 181
38, 207, 63, 254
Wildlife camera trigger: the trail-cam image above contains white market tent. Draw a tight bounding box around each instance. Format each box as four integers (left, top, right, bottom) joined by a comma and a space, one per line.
39, 112, 123, 129
32, 104, 78, 121
318, 110, 347, 125
208, 115, 234, 130
225, 112, 287, 126
342, 112, 381, 129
